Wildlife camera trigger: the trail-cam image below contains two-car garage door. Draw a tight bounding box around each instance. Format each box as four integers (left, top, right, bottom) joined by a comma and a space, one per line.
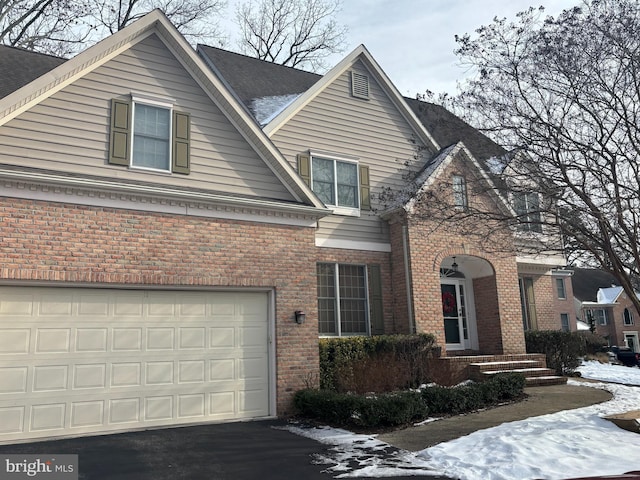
0, 287, 272, 443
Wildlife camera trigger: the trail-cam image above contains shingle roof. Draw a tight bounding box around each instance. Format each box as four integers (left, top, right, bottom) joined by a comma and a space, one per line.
0, 45, 66, 99
198, 45, 507, 165
572, 268, 619, 302
197, 45, 321, 106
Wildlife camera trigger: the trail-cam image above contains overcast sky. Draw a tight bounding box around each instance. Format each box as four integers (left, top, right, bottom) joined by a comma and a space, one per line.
223, 0, 580, 96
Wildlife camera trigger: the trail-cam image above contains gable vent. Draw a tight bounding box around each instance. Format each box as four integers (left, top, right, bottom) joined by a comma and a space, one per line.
351, 71, 370, 99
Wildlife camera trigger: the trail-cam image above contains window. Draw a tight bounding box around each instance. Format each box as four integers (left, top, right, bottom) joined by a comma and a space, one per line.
297, 153, 370, 215
453, 175, 468, 210
519, 277, 538, 330
586, 308, 609, 325
109, 97, 190, 174
514, 192, 542, 233
132, 102, 171, 171
555, 277, 566, 299
624, 308, 634, 325
560, 313, 570, 332
317, 263, 369, 336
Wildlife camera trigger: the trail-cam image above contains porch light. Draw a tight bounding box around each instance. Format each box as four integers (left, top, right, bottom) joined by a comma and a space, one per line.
295, 310, 306, 324
451, 257, 459, 273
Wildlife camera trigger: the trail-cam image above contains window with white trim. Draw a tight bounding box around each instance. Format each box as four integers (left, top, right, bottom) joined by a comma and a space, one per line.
624, 307, 634, 325
586, 308, 609, 325
556, 277, 566, 299
560, 313, 570, 331
317, 263, 369, 336
453, 175, 468, 210
514, 192, 542, 233
132, 101, 171, 171
312, 156, 359, 214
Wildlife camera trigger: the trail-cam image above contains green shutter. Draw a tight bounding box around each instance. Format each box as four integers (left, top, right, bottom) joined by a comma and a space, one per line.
359, 164, 371, 210
297, 153, 311, 187
172, 111, 190, 174
109, 99, 131, 166
369, 264, 384, 335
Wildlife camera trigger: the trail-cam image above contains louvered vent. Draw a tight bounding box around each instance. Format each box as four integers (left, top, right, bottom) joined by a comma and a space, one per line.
351, 71, 370, 99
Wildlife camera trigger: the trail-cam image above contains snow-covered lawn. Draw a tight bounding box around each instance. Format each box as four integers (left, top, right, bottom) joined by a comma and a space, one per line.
287, 361, 640, 479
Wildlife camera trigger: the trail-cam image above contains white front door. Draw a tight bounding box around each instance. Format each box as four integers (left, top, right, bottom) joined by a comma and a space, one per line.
441, 280, 473, 350
625, 332, 639, 352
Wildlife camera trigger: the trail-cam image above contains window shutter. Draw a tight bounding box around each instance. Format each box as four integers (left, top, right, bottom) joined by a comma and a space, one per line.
172, 111, 190, 174
369, 264, 384, 335
359, 164, 371, 210
297, 153, 311, 187
109, 99, 131, 166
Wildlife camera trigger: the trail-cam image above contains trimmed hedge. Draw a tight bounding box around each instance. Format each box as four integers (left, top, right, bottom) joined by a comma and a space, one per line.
294, 372, 526, 429
319, 334, 438, 393
525, 330, 608, 375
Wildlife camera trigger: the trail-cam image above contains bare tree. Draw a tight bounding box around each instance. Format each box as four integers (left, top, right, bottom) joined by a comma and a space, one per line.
0, 0, 89, 56
234, 0, 347, 71
409, 0, 640, 313
0, 0, 226, 56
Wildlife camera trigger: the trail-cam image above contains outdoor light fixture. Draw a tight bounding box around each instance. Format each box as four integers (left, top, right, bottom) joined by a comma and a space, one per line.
295, 310, 306, 324
451, 256, 459, 273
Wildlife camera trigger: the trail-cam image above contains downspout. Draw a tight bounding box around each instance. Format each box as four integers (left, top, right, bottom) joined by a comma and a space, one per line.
402, 225, 416, 333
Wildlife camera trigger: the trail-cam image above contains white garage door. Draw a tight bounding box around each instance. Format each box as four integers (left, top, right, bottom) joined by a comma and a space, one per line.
0, 287, 272, 443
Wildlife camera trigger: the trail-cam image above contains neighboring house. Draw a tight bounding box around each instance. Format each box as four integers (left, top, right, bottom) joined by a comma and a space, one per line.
0, 11, 573, 443
572, 268, 640, 351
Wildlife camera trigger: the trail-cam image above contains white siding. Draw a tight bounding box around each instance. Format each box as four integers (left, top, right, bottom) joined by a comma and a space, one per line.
0, 35, 295, 202
271, 60, 429, 245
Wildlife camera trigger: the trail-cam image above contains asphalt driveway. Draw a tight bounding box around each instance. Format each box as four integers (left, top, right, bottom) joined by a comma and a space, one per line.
0, 420, 451, 479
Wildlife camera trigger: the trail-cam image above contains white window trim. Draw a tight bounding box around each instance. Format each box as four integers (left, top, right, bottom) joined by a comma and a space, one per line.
452, 174, 468, 211
556, 277, 566, 299
623, 308, 634, 326
512, 191, 543, 234
318, 262, 370, 337
310, 153, 361, 217
130, 93, 175, 173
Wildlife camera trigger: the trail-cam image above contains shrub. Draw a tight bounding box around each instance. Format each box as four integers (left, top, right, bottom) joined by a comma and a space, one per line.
421, 373, 526, 415
293, 389, 427, 429
294, 372, 526, 429
525, 330, 585, 375
319, 334, 438, 393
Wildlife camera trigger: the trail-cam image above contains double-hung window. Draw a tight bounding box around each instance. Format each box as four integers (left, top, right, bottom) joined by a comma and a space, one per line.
297, 153, 370, 215
317, 263, 369, 336
556, 278, 566, 299
514, 192, 542, 233
132, 101, 171, 171
109, 95, 190, 174
624, 308, 634, 325
586, 308, 609, 325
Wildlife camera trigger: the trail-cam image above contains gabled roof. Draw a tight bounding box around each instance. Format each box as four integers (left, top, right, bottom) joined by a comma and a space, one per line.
0, 45, 66, 99
197, 45, 320, 107
572, 268, 619, 302
0, 10, 326, 213
199, 44, 441, 151
403, 97, 507, 163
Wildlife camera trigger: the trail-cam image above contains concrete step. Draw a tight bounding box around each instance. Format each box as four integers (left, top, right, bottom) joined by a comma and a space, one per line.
524, 375, 567, 387
469, 360, 544, 373
481, 367, 557, 379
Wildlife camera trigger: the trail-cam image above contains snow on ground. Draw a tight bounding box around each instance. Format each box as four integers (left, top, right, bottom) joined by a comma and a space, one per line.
287, 361, 640, 479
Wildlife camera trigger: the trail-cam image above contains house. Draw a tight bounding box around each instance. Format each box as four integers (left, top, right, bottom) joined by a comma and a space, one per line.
572, 268, 640, 351
0, 10, 329, 442
0, 11, 572, 443
198, 43, 576, 350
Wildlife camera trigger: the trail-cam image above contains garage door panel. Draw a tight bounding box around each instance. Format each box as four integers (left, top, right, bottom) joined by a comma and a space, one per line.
0, 287, 271, 443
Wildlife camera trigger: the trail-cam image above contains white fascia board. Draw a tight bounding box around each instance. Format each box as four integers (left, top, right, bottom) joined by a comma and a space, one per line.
315, 237, 391, 252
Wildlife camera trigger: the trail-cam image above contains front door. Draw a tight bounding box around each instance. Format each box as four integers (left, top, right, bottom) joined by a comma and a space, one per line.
441, 280, 469, 349
625, 332, 639, 352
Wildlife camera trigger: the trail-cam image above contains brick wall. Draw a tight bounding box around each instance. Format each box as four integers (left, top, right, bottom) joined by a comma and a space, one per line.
0, 197, 319, 414
402, 153, 526, 355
